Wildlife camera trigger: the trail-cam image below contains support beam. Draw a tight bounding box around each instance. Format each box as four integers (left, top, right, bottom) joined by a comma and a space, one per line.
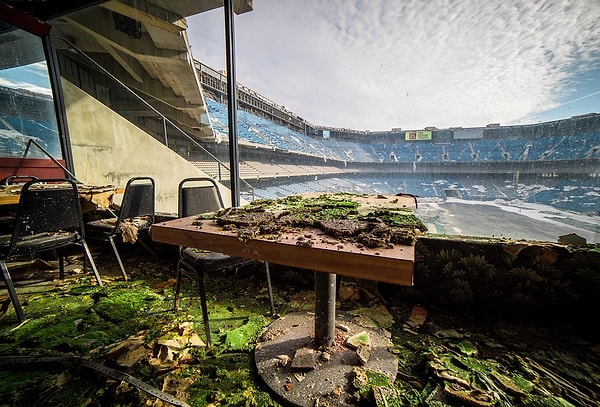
224, 0, 240, 207
100, 43, 145, 83
140, 0, 253, 17
101, 0, 187, 35
57, 16, 202, 104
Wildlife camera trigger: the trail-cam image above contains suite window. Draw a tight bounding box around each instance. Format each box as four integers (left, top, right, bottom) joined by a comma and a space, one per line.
0, 20, 61, 159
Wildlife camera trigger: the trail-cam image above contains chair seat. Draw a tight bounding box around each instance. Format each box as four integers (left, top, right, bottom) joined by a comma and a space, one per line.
87, 216, 152, 244
0, 216, 16, 233
87, 216, 152, 232
84, 177, 155, 281
181, 248, 255, 273
0, 231, 81, 256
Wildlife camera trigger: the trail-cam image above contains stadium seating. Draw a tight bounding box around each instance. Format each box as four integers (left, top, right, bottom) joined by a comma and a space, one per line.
202, 99, 599, 215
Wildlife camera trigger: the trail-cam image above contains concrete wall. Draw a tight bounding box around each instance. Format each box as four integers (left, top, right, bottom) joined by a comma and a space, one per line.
62, 79, 230, 214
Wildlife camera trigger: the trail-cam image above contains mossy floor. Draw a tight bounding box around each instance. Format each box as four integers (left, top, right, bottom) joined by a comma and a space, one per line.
0, 244, 598, 407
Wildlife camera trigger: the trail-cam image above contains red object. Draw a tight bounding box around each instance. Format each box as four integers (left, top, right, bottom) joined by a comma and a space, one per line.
0, 2, 52, 36
0, 158, 67, 182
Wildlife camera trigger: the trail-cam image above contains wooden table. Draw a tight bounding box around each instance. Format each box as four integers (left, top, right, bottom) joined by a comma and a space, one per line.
151, 216, 414, 285
0, 186, 22, 207
151, 193, 417, 347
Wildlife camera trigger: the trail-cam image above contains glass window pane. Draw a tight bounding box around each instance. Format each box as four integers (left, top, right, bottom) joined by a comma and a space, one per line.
0, 22, 61, 159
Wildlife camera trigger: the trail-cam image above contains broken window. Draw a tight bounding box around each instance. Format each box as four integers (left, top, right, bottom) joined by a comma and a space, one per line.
0, 21, 61, 159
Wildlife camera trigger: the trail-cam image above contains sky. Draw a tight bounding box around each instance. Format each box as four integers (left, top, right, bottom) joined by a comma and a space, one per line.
0, 62, 53, 96
187, 0, 600, 131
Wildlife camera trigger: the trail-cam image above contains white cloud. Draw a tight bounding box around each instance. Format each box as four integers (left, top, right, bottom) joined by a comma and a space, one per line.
187, 0, 600, 130
0, 62, 52, 96
0, 77, 52, 96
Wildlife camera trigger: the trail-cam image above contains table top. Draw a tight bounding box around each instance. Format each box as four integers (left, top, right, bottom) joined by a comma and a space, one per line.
0, 185, 22, 206
151, 194, 417, 286
0, 184, 121, 208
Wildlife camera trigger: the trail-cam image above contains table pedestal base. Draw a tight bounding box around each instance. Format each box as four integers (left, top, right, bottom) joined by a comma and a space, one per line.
255, 311, 398, 407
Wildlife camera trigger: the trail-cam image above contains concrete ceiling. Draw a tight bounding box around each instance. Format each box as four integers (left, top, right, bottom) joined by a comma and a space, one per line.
5, 0, 252, 21
7, 0, 252, 137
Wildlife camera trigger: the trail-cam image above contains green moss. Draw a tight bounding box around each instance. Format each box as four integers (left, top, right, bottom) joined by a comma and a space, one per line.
0, 368, 59, 403
209, 193, 425, 249
186, 353, 280, 407
455, 340, 478, 357
309, 205, 358, 222
365, 369, 391, 387
93, 287, 163, 322
0, 281, 165, 355
372, 383, 422, 407
350, 331, 370, 347
511, 374, 535, 393
368, 209, 427, 232
225, 315, 267, 351
352, 367, 393, 402
454, 355, 488, 373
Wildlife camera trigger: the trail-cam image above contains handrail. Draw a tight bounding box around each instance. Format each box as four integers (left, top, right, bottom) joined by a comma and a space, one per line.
53, 37, 255, 200
23, 138, 80, 182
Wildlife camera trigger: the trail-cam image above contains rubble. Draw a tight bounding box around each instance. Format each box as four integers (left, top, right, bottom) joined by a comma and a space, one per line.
0, 239, 598, 406
291, 347, 319, 370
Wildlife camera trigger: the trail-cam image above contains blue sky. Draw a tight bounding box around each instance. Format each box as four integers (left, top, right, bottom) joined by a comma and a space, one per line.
0, 63, 52, 96
187, 0, 600, 131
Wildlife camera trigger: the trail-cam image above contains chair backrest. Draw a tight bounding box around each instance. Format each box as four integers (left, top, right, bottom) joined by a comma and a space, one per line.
2, 175, 39, 186
117, 177, 155, 223
9, 178, 83, 254
178, 177, 224, 218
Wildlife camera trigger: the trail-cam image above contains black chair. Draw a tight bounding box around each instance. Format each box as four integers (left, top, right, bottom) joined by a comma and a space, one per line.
174, 177, 275, 347
86, 177, 155, 280
1, 175, 39, 187
0, 178, 102, 322
0, 176, 39, 234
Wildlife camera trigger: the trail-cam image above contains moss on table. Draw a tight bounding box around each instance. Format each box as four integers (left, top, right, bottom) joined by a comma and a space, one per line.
198, 193, 427, 247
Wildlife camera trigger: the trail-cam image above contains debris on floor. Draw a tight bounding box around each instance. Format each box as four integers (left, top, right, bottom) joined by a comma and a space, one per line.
404, 304, 428, 331
0, 238, 598, 407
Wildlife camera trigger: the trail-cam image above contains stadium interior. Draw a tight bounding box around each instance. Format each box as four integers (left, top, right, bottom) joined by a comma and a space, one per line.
0, 1, 599, 406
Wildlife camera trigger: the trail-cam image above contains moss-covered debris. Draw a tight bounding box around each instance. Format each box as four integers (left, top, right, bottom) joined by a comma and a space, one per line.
0, 281, 165, 355
0, 235, 599, 406
225, 315, 267, 351
0, 254, 281, 407
199, 193, 426, 247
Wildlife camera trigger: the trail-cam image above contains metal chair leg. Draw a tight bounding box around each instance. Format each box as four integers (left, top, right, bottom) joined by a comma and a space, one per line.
81, 240, 102, 286
58, 249, 65, 280
82, 245, 87, 275
232, 267, 239, 288
0, 260, 24, 322
196, 269, 212, 348
108, 235, 128, 280
175, 259, 212, 347
174, 258, 184, 311
265, 262, 275, 316
138, 237, 159, 258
